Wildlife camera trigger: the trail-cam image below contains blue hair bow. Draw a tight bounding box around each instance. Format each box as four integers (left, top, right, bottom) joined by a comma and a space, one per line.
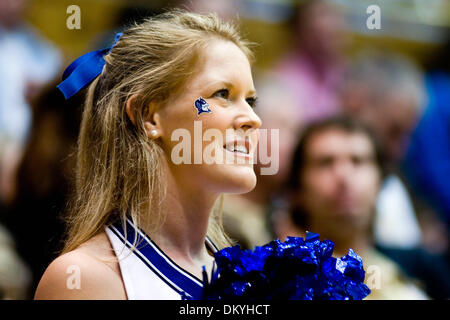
57, 32, 123, 100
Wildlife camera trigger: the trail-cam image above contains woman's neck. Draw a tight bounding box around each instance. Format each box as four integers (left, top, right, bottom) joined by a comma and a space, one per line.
144, 168, 219, 264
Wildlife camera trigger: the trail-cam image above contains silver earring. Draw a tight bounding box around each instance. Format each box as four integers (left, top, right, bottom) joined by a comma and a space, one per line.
151, 129, 158, 138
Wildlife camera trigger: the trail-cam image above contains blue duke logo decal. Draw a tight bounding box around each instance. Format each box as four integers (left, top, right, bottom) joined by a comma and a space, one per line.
194, 97, 212, 115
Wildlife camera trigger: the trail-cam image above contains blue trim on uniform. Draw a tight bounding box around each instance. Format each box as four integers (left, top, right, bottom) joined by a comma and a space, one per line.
133, 222, 207, 285
108, 225, 186, 297
205, 236, 219, 253
111, 219, 205, 300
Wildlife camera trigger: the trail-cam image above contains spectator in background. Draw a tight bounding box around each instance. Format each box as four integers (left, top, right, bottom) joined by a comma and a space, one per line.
403, 38, 450, 255
271, 0, 348, 124
279, 117, 433, 299
340, 52, 425, 249
0, 0, 61, 205
1, 83, 83, 298
0, 0, 61, 299
0, 223, 31, 299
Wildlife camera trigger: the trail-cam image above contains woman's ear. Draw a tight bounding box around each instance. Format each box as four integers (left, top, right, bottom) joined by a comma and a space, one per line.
143, 101, 162, 139
125, 94, 138, 126
126, 96, 162, 139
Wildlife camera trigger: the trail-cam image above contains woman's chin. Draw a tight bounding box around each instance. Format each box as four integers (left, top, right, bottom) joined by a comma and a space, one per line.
217, 165, 257, 194
179, 163, 257, 195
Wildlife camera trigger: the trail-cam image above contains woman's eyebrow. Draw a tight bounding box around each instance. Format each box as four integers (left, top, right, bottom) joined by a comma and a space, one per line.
205, 80, 233, 89
204, 79, 257, 96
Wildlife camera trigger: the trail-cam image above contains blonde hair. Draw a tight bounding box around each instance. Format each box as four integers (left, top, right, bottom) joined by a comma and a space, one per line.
63, 10, 254, 253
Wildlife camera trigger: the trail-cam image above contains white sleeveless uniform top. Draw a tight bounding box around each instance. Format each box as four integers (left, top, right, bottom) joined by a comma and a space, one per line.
105, 218, 219, 300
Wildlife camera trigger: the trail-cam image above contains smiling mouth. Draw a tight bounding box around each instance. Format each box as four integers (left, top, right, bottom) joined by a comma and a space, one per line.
223, 139, 251, 155
224, 144, 248, 154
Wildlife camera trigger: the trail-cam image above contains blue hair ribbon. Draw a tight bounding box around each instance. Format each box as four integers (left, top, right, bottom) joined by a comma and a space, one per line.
57, 32, 123, 100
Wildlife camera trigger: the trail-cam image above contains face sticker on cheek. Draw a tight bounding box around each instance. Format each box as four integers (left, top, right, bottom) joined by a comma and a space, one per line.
194, 97, 212, 116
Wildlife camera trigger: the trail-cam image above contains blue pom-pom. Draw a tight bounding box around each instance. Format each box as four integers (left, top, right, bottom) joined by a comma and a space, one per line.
202, 232, 371, 300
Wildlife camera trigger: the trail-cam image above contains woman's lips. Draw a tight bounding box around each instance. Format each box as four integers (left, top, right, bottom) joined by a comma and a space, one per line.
223, 139, 253, 161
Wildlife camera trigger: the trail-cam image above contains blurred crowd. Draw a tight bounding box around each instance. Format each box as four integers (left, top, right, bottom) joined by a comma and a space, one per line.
0, 0, 449, 299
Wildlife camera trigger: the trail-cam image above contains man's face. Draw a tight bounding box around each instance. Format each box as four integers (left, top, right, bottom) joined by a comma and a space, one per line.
297, 128, 381, 230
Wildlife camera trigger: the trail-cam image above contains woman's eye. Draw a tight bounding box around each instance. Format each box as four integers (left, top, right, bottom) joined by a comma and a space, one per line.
213, 89, 229, 100
246, 96, 258, 108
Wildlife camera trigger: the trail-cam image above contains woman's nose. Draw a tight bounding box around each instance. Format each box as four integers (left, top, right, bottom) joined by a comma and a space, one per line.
233, 101, 262, 131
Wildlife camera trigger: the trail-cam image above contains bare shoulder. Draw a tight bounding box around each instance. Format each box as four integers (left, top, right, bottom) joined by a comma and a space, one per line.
34, 232, 127, 300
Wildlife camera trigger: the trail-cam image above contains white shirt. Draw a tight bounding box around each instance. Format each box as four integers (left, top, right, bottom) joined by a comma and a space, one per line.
105, 218, 219, 300
0, 24, 61, 144
374, 175, 422, 248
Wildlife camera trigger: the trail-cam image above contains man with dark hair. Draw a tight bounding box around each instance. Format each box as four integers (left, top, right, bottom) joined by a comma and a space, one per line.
276, 116, 429, 299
